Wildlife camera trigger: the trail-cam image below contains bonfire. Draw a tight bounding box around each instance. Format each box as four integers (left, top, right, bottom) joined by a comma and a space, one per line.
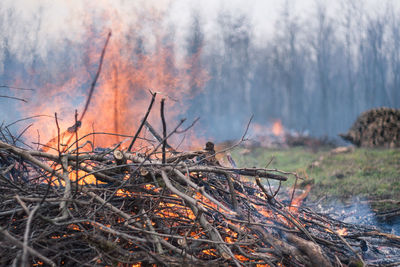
1, 33, 399, 267
1, 98, 400, 267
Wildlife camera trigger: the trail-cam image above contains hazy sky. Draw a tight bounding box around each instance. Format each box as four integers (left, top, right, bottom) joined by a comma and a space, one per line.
1, 0, 398, 138
1, 0, 395, 68
168, 0, 393, 46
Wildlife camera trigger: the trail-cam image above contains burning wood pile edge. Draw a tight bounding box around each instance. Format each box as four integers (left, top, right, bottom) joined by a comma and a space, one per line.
0, 139, 400, 267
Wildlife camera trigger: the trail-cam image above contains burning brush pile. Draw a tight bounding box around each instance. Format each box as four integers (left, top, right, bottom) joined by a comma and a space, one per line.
1, 112, 400, 267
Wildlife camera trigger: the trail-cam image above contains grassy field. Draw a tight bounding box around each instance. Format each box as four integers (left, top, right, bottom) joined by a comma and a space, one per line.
230, 146, 400, 205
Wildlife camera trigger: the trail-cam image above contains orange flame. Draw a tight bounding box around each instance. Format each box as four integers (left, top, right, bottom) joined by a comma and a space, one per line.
252, 119, 285, 141
272, 119, 284, 137
289, 184, 312, 212
202, 249, 217, 256
235, 255, 249, 261
16, 3, 208, 151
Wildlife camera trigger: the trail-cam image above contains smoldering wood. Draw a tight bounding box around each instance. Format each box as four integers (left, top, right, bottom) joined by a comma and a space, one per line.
0, 131, 399, 266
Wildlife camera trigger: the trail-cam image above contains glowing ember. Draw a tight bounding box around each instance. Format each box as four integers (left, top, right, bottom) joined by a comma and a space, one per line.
2, 118, 398, 266
69, 169, 99, 185
48, 164, 104, 186
234, 254, 249, 261
202, 249, 217, 256
289, 184, 312, 212
337, 228, 348, 236
67, 224, 81, 231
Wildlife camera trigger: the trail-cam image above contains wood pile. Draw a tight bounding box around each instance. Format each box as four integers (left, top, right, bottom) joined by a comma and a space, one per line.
1, 125, 400, 266
340, 107, 400, 148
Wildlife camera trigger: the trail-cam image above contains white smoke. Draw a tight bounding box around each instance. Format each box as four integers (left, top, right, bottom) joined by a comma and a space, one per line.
0, 0, 174, 70
0, 0, 393, 71
0, 0, 397, 135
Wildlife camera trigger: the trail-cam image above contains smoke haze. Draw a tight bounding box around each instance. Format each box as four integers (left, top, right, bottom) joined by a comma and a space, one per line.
1, 0, 399, 145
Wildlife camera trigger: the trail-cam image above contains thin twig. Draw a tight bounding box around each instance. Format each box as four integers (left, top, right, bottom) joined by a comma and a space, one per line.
113, 65, 119, 144
160, 98, 167, 164
79, 31, 112, 122
0, 85, 35, 91
289, 175, 299, 207
54, 113, 61, 157
14, 123, 33, 144
74, 110, 79, 195
144, 121, 174, 150
6, 115, 54, 128
0, 95, 27, 102
127, 91, 157, 152
22, 205, 40, 266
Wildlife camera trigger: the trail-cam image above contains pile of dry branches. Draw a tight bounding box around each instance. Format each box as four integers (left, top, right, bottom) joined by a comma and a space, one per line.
1, 119, 400, 267
340, 107, 400, 148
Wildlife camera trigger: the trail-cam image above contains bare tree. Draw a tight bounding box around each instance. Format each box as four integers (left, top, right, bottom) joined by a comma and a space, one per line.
271, 1, 309, 129
310, 1, 335, 134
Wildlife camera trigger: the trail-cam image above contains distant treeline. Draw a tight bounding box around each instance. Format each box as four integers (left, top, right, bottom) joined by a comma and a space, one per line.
1, 1, 399, 142
186, 1, 400, 140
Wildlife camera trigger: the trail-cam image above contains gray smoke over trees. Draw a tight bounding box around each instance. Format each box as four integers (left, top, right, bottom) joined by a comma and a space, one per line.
1, 0, 399, 143
186, 0, 400, 141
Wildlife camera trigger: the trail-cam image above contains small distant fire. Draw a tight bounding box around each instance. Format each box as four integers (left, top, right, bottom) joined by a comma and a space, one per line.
248, 119, 287, 148
272, 119, 284, 137
252, 119, 286, 138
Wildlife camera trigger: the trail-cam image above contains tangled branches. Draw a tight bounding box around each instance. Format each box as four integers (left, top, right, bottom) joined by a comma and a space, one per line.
0, 124, 399, 266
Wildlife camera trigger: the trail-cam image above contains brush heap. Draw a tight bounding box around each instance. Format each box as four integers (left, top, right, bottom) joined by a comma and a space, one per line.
0, 134, 399, 266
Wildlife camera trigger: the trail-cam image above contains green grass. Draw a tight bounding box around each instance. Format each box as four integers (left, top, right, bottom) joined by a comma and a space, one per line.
230, 146, 400, 203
